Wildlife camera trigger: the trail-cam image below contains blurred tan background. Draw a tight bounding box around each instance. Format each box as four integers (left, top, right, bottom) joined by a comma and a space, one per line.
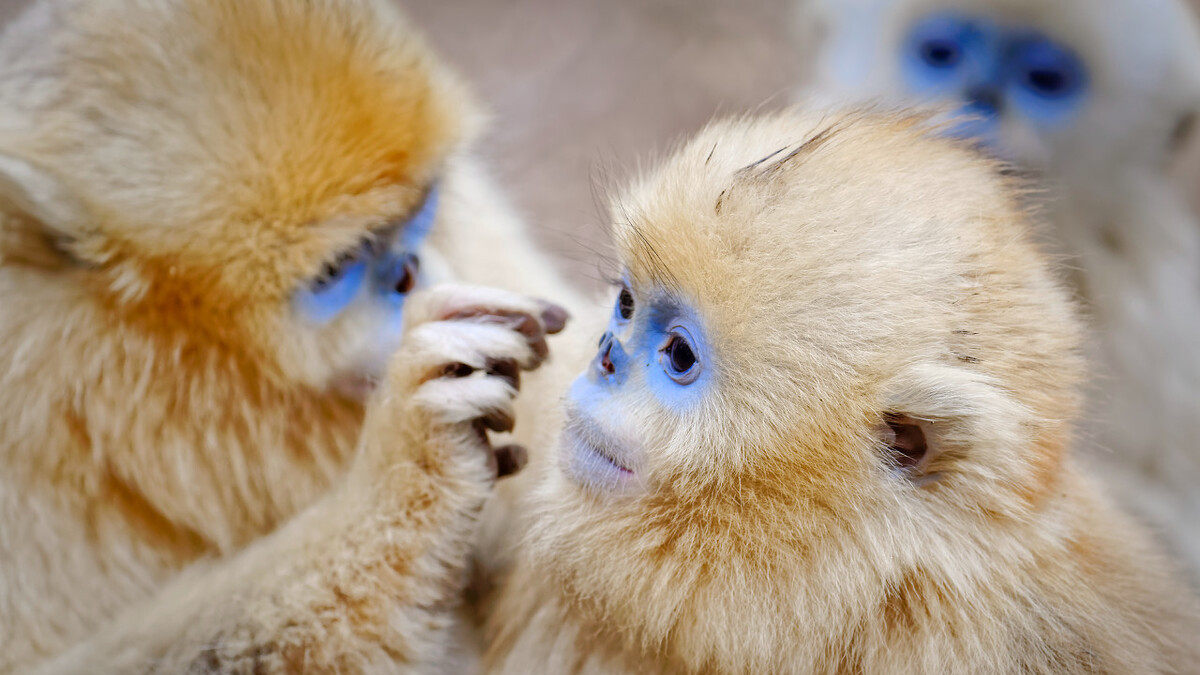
1, 0, 1198, 290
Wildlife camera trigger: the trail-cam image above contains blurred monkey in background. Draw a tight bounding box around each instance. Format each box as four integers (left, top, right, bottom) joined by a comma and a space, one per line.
0, 0, 579, 670
799, 0, 1200, 576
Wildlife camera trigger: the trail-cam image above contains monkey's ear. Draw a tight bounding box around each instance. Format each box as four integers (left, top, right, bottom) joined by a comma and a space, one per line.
880, 363, 1039, 490
0, 153, 88, 267
877, 413, 940, 485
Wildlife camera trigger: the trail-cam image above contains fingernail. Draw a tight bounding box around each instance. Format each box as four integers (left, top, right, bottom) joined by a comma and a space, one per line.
482, 409, 515, 434
486, 358, 520, 390
494, 444, 528, 478
540, 302, 569, 334
529, 337, 549, 363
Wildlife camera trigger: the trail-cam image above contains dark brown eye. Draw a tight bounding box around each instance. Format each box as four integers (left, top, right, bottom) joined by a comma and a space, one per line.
920, 39, 961, 68
617, 286, 635, 321
667, 336, 695, 373
395, 253, 419, 294
661, 330, 700, 385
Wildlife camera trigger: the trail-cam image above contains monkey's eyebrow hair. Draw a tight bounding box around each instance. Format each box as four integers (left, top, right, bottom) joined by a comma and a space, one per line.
715, 119, 851, 216
735, 145, 790, 175
627, 223, 681, 295
736, 117, 850, 182
353, 219, 402, 252
366, 181, 439, 240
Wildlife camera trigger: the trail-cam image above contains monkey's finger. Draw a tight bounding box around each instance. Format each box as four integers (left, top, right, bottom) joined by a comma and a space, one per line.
411, 374, 516, 427
480, 406, 515, 434
401, 322, 539, 381
486, 358, 520, 391
539, 301, 570, 335
409, 284, 569, 341
494, 444, 528, 478
409, 284, 542, 323
455, 302, 569, 338
472, 420, 500, 478
444, 310, 549, 363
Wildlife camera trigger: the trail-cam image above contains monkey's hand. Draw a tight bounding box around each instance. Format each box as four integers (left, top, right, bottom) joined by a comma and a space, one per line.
31, 285, 568, 675
353, 283, 568, 493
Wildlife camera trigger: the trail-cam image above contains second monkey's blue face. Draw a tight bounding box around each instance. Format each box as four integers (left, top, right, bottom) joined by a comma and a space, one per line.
287, 182, 441, 398
900, 12, 1089, 147
293, 183, 440, 326
560, 277, 714, 492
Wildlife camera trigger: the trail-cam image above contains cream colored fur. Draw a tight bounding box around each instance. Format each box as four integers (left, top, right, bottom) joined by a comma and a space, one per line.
798, 0, 1200, 577
482, 109, 1200, 674
0, 0, 581, 671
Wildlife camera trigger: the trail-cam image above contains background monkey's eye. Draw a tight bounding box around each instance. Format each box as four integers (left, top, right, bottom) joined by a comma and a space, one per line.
617, 286, 635, 320
295, 247, 368, 324
901, 14, 979, 96
1011, 37, 1086, 100
661, 330, 700, 384
1006, 35, 1088, 124
920, 37, 961, 68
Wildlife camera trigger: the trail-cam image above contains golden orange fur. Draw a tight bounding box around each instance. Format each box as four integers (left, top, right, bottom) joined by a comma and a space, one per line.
482, 109, 1200, 674
0, 0, 578, 671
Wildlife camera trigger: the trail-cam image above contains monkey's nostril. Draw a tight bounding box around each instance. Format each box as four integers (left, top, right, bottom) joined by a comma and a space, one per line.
964, 85, 1003, 116
597, 332, 616, 375
600, 350, 615, 375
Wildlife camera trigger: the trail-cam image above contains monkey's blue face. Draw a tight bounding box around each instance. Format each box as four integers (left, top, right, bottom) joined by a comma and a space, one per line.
293, 184, 439, 324
901, 12, 1089, 146
289, 184, 439, 397
560, 278, 713, 491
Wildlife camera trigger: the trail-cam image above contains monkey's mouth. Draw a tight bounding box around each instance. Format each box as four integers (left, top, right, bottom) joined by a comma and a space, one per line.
330, 371, 381, 401
560, 414, 636, 489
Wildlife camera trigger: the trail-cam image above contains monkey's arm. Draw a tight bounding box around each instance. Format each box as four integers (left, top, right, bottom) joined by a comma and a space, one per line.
27, 285, 559, 675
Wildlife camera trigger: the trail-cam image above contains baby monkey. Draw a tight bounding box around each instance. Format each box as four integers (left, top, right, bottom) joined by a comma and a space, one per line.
482, 110, 1200, 673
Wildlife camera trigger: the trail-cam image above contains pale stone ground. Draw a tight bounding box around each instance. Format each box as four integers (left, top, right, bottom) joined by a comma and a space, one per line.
0, 0, 1197, 289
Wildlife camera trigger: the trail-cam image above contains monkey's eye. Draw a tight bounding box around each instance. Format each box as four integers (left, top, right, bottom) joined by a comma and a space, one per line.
1010, 37, 1086, 100
294, 247, 368, 324
1006, 36, 1087, 124
616, 285, 635, 321
660, 329, 700, 385
920, 37, 961, 68
903, 14, 976, 90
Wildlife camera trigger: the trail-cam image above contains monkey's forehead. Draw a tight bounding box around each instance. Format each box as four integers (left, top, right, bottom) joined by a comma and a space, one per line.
611, 108, 1013, 271
607, 108, 1074, 344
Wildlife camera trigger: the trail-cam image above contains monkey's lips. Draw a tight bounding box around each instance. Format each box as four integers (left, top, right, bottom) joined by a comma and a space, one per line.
560, 414, 636, 490
330, 371, 381, 400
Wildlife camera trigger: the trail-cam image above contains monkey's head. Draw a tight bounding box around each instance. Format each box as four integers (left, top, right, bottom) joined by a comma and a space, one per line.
806, 0, 1200, 178
525, 110, 1085, 668
0, 0, 523, 544
0, 0, 478, 400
